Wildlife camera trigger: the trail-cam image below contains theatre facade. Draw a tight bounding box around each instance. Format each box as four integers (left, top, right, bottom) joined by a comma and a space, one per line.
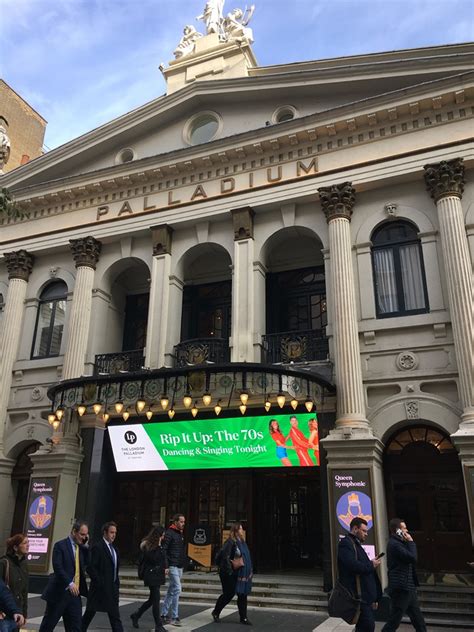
0, 11, 473, 584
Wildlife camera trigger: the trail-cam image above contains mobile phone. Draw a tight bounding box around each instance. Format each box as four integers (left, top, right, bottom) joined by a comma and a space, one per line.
82, 535, 89, 544
396, 528, 403, 537
376, 552, 385, 559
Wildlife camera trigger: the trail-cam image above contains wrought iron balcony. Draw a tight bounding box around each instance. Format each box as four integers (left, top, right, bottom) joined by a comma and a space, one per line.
174, 338, 230, 367
94, 349, 145, 375
262, 329, 329, 364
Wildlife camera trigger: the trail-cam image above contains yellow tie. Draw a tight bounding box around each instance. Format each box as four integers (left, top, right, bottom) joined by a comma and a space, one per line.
74, 544, 80, 586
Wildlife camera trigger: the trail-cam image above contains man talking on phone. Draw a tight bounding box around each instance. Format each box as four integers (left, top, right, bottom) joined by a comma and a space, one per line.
382, 518, 426, 632
39, 520, 90, 632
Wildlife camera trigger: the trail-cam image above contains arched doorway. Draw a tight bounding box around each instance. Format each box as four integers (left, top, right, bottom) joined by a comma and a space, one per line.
384, 425, 471, 572
11, 443, 41, 535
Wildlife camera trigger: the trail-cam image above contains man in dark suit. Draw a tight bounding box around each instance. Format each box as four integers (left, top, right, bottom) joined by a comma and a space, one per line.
82, 521, 124, 632
382, 518, 426, 631
338, 517, 382, 632
39, 520, 89, 632
0, 578, 25, 631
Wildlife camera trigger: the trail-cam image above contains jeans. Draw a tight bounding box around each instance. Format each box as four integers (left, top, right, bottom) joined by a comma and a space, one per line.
161, 566, 183, 620
0, 619, 18, 632
382, 589, 427, 632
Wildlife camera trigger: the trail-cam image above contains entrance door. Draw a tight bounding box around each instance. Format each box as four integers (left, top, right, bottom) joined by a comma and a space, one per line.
384, 425, 471, 572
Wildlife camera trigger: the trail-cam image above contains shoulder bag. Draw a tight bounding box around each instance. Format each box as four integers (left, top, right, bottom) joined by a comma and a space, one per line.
328, 539, 361, 625
230, 545, 245, 571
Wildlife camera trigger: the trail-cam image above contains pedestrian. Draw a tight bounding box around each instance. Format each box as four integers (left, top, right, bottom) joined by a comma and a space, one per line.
39, 520, 89, 632
161, 514, 186, 627
337, 517, 382, 632
0, 578, 25, 632
212, 522, 253, 626
0, 534, 29, 623
130, 526, 167, 632
381, 518, 427, 632
82, 521, 124, 632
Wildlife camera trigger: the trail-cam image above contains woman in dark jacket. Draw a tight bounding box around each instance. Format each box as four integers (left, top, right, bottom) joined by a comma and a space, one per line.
130, 526, 167, 632
0, 534, 29, 620
212, 523, 253, 625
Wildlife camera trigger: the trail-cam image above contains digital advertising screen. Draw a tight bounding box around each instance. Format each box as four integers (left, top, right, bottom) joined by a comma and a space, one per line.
108, 412, 320, 472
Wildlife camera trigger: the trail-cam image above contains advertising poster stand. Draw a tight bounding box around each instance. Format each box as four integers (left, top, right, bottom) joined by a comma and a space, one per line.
23, 477, 59, 573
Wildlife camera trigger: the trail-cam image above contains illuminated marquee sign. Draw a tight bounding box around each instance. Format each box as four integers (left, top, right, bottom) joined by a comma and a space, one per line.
108, 413, 320, 472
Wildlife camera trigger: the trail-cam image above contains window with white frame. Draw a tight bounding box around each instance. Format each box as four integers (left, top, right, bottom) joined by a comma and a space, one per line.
31, 281, 68, 358
371, 220, 429, 318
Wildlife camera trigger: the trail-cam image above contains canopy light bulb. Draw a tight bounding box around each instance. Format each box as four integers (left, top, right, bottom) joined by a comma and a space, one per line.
77, 404, 87, 417
290, 398, 298, 410
305, 398, 314, 412
146, 410, 153, 421
202, 393, 212, 406
55, 407, 64, 420
102, 412, 110, 424
264, 400, 271, 412
191, 403, 198, 418
93, 403, 102, 416
183, 394, 192, 409
277, 393, 286, 409
115, 402, 124, 414
136, 399, 146, 413
168, 408, 176, 419
239, 404, 247, 415
160, 396, 169, 410
48, 414, 56, 425
214, 402, 222, 416
52, 420, 61, 431
122, 411, 130, 422
240, 392, 249, 405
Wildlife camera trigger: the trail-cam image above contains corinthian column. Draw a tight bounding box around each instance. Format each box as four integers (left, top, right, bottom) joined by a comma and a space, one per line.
0, 250, 34, 450
318, 183, 368, 430
424, 158, 473, 427
62, 236, 101, 380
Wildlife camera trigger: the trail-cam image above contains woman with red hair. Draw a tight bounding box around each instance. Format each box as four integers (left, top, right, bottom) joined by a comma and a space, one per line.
0, 534, 29, 623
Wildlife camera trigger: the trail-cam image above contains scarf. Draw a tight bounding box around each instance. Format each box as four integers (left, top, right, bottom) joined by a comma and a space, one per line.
235, 538, 253, 595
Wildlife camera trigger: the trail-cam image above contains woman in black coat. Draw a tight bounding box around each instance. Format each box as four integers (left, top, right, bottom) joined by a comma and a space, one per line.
130, 526, 167, 632
0, 534, 29, 619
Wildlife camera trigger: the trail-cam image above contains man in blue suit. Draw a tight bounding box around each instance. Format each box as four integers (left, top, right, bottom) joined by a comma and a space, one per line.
338, 517, 382, 632
0, 578, 25, 631
38, 520, 90, 632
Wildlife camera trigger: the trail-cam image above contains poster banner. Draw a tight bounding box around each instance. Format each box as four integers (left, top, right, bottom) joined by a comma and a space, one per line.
108, 413, 320, 472
23, 477, 59, 572
188, 525, 212, 567
330, 469, 376, 560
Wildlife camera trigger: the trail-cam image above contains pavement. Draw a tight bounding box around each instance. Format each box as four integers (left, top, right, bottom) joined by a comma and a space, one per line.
22, 595, 474, 632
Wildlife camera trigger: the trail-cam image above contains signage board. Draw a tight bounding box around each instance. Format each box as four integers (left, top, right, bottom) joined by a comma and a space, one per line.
329, 469, 377, 561
188, 524, 212, 568
108, 413, 320, 472
23, 477, 59, 572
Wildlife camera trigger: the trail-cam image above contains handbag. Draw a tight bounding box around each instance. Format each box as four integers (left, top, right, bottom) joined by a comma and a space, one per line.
230, 556, 244, 570
328, 539, 361, 625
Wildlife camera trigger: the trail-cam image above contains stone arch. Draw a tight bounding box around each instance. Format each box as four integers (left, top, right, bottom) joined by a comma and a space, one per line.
27, 268, 76, 298
97, 256, 151, 293
259, 226, 324, 270
174, 242, 233, 283
355, 205, 435, 245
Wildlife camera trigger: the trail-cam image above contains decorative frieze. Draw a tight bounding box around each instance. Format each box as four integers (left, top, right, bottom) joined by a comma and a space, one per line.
69, 236, 102, 269
151, 224, 173, 255
231, 206, 255, 240
4, 249, 34, 281
318, 182, 356, 222
424, 158, 465, 202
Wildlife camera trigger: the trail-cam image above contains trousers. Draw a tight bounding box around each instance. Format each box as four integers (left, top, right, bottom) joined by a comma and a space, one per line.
382, 589, 427, 632
135, 585, 161, 626
213, 572, 248, 621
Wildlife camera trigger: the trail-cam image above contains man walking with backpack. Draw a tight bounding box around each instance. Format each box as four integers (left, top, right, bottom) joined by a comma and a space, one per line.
160, 514, 186, 628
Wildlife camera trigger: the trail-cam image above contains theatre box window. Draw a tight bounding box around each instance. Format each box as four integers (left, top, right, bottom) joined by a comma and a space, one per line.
31, 281, 67, 359
371, 220, 429, 318
185, 111, 221, 145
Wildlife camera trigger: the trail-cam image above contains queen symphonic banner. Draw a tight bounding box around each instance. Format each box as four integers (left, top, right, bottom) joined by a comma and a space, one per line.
108, 412, 320, 472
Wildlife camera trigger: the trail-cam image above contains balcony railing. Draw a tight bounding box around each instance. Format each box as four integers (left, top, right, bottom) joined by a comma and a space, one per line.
262, 329, 329, 364
174, 338, 230, 367
94, 349, 145, 375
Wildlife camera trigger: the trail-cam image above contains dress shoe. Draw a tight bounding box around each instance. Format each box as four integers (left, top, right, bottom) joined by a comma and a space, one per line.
211, 610, 220, 622
130, 612, 140, 628
240, 619, 252, 626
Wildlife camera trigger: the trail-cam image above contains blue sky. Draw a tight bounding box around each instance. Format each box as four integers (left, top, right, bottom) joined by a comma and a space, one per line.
1, 0, 473, 150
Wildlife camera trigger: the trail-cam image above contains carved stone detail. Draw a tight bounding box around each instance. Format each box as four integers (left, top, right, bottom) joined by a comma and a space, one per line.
396, 351, 418, 371
69, 236, 102, 269
31, 387, 43, 401
405, 400, 420, 420
151, 224, 173, 255
424, 158, 465, 202
231, 206, 255, 240
4, 250, 34, 281
318, 182, 356, 222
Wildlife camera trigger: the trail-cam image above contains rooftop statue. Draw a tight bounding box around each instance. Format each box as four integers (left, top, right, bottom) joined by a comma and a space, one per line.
197, 0, 225, 37
174, 25, 203, 59
0, 118, 11, 174
197, 0, 255, 43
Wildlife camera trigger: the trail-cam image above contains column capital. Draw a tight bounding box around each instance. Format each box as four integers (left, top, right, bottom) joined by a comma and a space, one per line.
150, 224, 173, 255
4, 249, 34, 281
69, 236, 102, 269
231, 206, 255, 240
424, 158, 465, 202
318, 182, 356, 222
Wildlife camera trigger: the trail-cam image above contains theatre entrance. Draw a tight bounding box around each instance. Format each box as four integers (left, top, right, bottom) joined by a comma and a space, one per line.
113, 469, 322, 571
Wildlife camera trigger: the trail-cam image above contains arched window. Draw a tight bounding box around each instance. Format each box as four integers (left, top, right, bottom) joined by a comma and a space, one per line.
371, 220, 429, 318
31, 281, 67, 358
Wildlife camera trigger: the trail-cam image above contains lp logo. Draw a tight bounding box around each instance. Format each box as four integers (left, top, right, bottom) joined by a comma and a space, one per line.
124, 431, 137, 444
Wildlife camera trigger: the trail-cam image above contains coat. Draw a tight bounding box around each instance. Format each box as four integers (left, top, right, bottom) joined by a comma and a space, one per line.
0, 554, 29, 617
140, 545, 166, 587
0, 578, 21, 618
162, 526, 186, 568
41, 537, 89, 603
337, 534, 382, 605
386, 535, 419, 592
86, 539, 121, 612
